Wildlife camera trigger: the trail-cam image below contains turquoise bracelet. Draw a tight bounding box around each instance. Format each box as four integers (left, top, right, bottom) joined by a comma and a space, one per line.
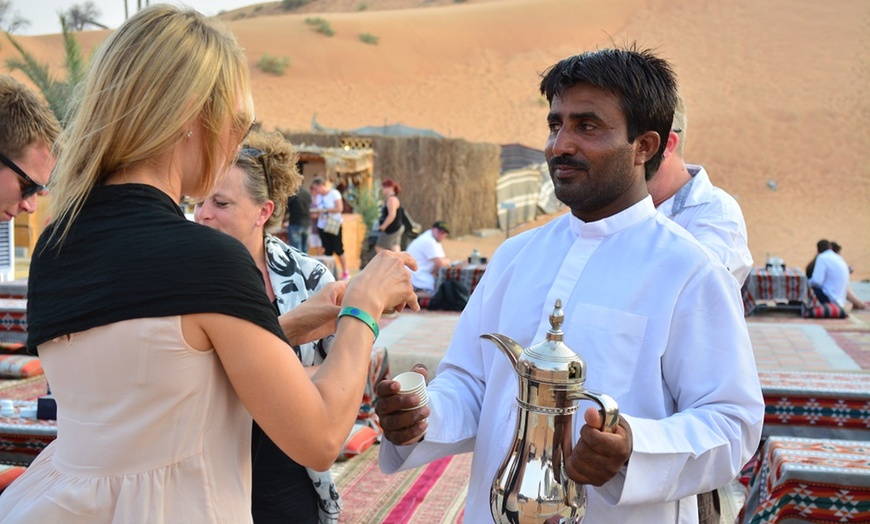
338, 306, 379, 341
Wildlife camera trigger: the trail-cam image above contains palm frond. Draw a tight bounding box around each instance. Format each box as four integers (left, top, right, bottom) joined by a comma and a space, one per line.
2, 14, 89, 127
60, 15, 86, 87
3, 31, 56, 95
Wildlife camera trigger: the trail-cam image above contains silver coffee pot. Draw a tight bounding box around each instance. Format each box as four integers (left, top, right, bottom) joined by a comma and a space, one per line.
482, 299, 619, 524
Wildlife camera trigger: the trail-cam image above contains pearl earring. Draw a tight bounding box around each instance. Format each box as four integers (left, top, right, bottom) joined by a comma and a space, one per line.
186, 130, 193, 138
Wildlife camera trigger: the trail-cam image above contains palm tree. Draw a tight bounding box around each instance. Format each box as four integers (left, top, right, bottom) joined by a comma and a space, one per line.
3, 14, 86, 127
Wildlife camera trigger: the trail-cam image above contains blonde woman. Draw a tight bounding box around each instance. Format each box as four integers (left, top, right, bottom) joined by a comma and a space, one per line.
0, 6, 417, 523
195, 131, 341, 523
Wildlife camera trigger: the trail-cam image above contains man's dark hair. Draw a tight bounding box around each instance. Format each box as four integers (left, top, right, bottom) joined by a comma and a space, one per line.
816, 239, 830, 253
539, 45, 678, 179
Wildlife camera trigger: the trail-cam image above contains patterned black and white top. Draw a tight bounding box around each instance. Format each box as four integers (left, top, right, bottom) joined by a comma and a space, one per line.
264, 234, 341, 523
265, 234, 336, 366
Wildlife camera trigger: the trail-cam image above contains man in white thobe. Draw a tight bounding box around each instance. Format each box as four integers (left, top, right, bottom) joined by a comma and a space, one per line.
647, 94, 753, 286
376, 47, 764, 524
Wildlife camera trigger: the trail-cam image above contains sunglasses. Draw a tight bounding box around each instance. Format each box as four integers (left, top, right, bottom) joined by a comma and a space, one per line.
245, 116, 256, 141
240, 147, 272, 198
0, 152, 47, 199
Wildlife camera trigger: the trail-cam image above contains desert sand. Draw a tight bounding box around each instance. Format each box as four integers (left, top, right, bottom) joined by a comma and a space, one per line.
3, 0, 868, 277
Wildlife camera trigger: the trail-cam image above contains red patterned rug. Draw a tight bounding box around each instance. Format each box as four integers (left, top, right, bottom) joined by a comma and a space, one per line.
826, 329, 870, 369
333, 444, 471, 524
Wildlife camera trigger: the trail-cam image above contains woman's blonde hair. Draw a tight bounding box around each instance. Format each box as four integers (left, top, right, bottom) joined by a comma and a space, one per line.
49, 4, 253, 242
237, 131, 302, 233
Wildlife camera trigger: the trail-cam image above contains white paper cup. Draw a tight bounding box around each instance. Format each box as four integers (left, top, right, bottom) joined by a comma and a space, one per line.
394, 371, 426, 393
394, 371, 428, 410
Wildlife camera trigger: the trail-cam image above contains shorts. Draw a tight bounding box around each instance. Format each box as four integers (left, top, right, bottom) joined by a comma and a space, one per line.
318, 227, 344, 256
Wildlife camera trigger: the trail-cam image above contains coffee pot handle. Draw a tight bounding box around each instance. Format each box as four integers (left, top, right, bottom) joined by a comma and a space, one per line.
571, 389, 619, 431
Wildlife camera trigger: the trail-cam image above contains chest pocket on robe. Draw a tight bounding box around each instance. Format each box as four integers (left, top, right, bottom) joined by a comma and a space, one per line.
565, 303, 647, 401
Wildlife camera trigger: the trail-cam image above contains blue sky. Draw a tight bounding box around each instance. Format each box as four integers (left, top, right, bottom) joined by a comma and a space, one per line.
11, 1, 257, 36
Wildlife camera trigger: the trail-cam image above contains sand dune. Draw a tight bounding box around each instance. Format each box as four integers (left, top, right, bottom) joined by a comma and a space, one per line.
3, 0, 867, 278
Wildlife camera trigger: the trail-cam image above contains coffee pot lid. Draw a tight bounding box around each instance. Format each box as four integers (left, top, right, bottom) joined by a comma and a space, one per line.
521, 299, 586, 380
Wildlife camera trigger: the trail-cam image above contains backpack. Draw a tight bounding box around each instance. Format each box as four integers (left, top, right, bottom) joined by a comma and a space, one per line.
400, 209, 422, 250
428, 280, 470, 311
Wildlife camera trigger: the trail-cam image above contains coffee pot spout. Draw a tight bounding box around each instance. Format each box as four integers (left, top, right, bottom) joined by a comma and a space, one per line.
481, 333, 524, 367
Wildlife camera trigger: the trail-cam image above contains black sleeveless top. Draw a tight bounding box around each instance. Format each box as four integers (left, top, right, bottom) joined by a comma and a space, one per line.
379, 204, 404, 234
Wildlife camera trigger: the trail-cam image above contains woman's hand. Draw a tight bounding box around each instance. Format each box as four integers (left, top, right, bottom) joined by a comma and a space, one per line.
343, 251, 419, 317
278, 280, 347, 345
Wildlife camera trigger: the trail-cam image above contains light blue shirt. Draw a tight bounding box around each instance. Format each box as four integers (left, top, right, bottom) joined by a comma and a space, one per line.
809, 249, 850, 306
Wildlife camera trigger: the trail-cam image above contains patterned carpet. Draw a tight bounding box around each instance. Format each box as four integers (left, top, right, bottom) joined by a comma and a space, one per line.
826, 329, 870, 369
332, 445, 470, 524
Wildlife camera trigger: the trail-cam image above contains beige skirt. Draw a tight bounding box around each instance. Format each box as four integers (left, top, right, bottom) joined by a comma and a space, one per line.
376, 225, 404, 249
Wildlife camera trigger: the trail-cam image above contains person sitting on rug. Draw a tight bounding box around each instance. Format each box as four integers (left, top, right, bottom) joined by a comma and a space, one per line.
195, 130, 342, 523
0, 6, 418, 523
830, 241, 865, 310
405, 221, 451, 295
808, 239, 850, 307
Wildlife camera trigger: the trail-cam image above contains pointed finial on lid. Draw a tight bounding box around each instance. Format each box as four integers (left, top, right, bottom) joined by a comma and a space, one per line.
546, 299, 564, 342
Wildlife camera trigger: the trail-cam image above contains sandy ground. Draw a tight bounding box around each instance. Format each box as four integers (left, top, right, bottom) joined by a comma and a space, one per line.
4, 0, 868, 278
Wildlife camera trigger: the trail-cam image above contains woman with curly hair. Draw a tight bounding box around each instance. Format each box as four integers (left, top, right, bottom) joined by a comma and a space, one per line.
195, 130, 342, 523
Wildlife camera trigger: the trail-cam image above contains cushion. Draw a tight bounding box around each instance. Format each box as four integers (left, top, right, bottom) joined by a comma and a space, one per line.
0, 355, 43, 378
417, 291, 433, 310
0, 464, 26, 493
337, 422, 380, 461
0, 343, 25, 355
802, 303, 848, 319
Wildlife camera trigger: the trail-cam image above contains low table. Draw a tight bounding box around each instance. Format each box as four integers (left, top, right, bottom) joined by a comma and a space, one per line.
758, 369, 870, 440
435, 262, 487, 295
742, 267, 810, 316
742, 436, 870, 524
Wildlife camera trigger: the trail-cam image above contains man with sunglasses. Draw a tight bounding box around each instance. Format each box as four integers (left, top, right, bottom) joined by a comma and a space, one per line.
0, 75, 60, 221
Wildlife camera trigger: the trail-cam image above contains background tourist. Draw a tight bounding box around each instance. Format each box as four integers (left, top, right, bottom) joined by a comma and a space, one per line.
405, 220, 451, 294
646, 93, 752, 286
831, 241, 866, 310
0, 75, 60, 221
311, 177, 349, 280
374, 178, 404, 253
809, 239, 851, 307
285, 184, 313, 254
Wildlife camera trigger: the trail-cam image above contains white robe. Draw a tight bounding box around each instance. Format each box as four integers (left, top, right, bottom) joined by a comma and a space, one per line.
380, 196, 764, 524
656, 165, 753, 286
